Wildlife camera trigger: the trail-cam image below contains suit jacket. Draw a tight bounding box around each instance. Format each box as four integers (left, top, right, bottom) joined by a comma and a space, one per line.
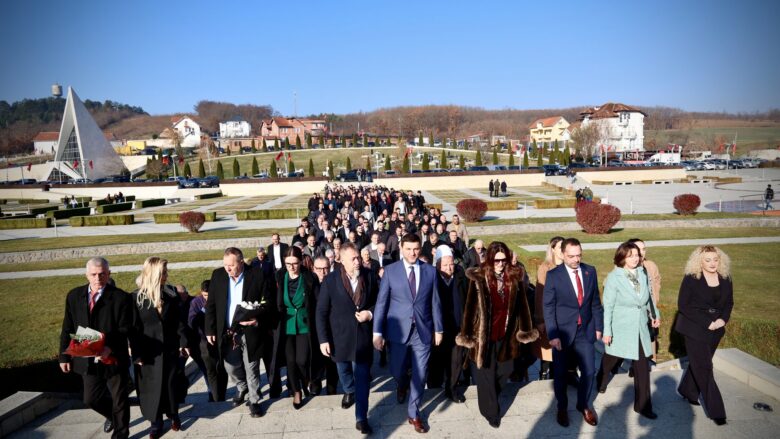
369, 250, 392, 268
463, 247, 484, 269
437, 267, 468, 336
205, 264, 276, 362
602, 267, 659, 360
316, 267, 379, 363
674, 274, 733, 343
543, 263, 604, 347
373, 260, 443, 345
267, 243, 290, 271
59, 284, 133, 377
271, 269, 322, 376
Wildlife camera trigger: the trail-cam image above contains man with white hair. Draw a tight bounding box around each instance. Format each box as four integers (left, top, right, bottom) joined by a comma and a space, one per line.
60, 258, 133, 438
463, 239, 486, 269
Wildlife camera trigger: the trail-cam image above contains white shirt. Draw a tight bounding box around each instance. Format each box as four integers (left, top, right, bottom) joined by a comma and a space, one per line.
273, 245, 281, 269
88, 285, 105, 307
226, 271, 245, 325
566, 265, 584, 299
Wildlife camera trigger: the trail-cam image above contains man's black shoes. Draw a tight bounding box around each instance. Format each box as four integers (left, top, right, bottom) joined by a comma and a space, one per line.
342, 392, 355, 409
232, 390, 248, 407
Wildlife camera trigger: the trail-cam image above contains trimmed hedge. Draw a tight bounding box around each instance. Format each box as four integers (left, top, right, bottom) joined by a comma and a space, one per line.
534, 198, 601, 209
96, 202, 133, 214
236, 209, 304, 220
69, 215, 134, 227
424, 203, 443, 211
7, 199, 49, 204
46, 207, 92, 219
154, 212, 217, 223
1, 214, 35, 219
0, 217, 52, 229
484, 200, 517, 210
136, 198, 166, 208
195, 192, 223, 200
29, 205, 60, 215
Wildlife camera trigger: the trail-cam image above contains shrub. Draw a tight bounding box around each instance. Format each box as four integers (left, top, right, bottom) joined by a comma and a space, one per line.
456, 199, 488, 222
235, 208, 303, 220
673, 193, 701, 215
96, 202, 133, 214
46, 207, 91, 219
179, 211, 206, 232
29, 205, 59, 215
136, 198, 166, 208
0, 218, 52, 229
575, 201, 621, 234
153, 212, 216, 223
69, 215, 134, 227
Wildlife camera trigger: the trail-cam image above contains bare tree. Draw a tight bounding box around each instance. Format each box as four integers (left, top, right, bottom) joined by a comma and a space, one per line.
570, 122, 604, 159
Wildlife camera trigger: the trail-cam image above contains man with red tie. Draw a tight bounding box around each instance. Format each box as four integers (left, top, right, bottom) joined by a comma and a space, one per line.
543, 238, 604, 428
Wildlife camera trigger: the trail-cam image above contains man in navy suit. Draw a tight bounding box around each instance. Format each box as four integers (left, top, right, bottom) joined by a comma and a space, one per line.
373, 233, 443, 434
543, 238, 604, 428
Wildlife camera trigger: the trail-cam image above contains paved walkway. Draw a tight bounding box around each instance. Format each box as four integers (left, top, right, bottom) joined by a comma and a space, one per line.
10, 361, 780, 438
0, 260, 224, 280
520, 236, 780, 252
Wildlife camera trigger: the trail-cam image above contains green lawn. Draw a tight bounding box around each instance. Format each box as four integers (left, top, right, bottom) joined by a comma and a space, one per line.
645, 126, 780, 151
465, 211, 757, 227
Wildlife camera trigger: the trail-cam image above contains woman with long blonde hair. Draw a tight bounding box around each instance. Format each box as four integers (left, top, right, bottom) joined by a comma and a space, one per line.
130, 257, 189, 438
675, 245, 733, 426
532, 236, 564, 380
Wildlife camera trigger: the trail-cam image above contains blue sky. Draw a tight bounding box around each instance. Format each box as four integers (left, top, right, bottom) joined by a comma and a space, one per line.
1, 0, 778, 116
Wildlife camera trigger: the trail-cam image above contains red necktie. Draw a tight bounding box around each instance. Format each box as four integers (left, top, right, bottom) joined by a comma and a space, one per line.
89, 291, 98, 313
574, 269, 584, 325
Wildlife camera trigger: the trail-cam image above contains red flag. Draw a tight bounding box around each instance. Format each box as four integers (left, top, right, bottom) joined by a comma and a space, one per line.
88, 160, 94, 170
162, 156, 169, 166
718, 144, 725, 153
731, 143, 736, 154
178, 156, 184, 164
27, 163, 32, 171
73, 160, 79, 168
275, 151, 284, 161
286, 152, 291, 161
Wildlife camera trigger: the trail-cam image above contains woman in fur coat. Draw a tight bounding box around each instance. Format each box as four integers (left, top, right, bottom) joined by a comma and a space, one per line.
456, 241, 539, 428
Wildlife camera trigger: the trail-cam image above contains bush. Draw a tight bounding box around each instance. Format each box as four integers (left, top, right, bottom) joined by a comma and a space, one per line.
0, 217, 52, 229
456, 199, 488, 222
673, 193, 701, 215
69, 215, 134, 227
575, 201, 621, 234
235, 208, 304, 220
29, 205, 59, 215
484, 200, 517, 211
46, 207, 91, 219
96, 202, 133, 214
153, 212, 217, 223
179, 211, 206, 232
136, 198, 166, 208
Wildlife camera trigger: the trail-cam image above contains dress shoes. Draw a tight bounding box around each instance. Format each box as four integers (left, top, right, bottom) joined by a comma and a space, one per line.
232, 390, 248, 407
342, 392, 355, 409
714, 417, 727, 426
356, 420, 373, 434
397, 387, 408, 404
326, 384, 337, 395
556, 409, 570, 427
677, 390, 700, 405
488, 418, 501, 428
249, 402, 264, 418
638, 410, 658, 420
170, 417, 182, 431
580, 407, 598, 426
103, 418, 114, 433
407, 417, 429, 433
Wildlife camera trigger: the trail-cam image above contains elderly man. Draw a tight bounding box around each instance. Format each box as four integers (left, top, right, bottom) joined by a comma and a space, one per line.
205, 248, 276, 418
446, 214, 469, 245
60, 258, 133, 438
312, 256, 340, 395
463, 239, 486, 269
250, 246, 273, 278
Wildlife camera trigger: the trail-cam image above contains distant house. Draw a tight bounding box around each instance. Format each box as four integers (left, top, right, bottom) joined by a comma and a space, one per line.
528, 116, 570, 147
34, 131, 120, 155
259, 117, 328, 143
579, 102, 646, 152
465, 133, 506, 147
219, 116, 251, 138
163, 116, 202, 148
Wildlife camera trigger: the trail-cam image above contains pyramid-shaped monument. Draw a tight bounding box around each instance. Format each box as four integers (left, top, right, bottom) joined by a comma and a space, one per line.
50, 87, 126, 180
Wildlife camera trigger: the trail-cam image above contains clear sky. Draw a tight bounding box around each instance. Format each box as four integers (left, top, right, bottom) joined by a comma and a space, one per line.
1, 0, 778, 116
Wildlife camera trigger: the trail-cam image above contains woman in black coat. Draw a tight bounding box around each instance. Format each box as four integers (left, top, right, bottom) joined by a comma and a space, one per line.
675, 245, 734, 426
272, 246, 321, 409
130, 257, 188, 438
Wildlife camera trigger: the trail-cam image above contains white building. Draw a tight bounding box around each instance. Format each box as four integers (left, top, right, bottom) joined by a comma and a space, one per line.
169, 116, 202, 148
34, 131, 120, 155
579, 102, 645, 152
219, 116, 251, 138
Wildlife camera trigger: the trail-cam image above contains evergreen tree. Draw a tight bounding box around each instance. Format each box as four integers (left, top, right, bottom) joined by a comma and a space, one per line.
183, 162, 192, 178
295, 134, 302, 149
429, 131, 434, 146
288, 159, 295, 173
226, 146, 231, 156
402, 155, 410, 173
523, 151, 530, 168
509, 151, 515, 167
327, 160, 334, 179
459, 154, 465, 169
562, 145, 571, 166
251, 138, 256, 153
330, 137, 336, 148
422, 153, 430, 171
217, 161, 225, 180
440, 149, 447, 168
305, 133, 312, 149
352, 133, 358, 147
365, 155, 371, 170
261, 138, 267, 152
531, 140, 538, 157
346, 156, 352, 170
283, 138, 289, 150
198, 159, 205, 178
274, 139, 279, 151
251, 157, 259, 176
475, 150, 483, 166
384, 155, 391, 170
418, 132, 423, 146
537, 149, 543, 167
308, 158, 315, 177
232, 158, 240, 177
269, 160, 278, 178
492, 149, 499, 165
318, 135, 323, 148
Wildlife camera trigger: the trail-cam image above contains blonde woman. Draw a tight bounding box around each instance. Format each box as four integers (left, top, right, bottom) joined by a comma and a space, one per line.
130, 257, 188, 438
675, 245, 733, 426
532, 236, 564, 380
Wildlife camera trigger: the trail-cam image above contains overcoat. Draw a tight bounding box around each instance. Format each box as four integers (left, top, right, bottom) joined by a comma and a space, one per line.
602, 267, 660, 360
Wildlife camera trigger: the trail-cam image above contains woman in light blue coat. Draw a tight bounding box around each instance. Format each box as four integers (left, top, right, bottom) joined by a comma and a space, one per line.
597, 242, 660, 419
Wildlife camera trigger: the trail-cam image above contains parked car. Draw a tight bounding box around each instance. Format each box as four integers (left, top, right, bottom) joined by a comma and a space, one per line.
448, 168, 465, 172
253, 172, 269, 179
198, 176, 220, 187
542, 164, 567, 176
568, 162, 591, 169
181, 178, 200, 188
284, 171, 304, 178
338, 170, 360, 182
384, 170, 398, 175
507, 165, 521, 171
467, 166, 489, 172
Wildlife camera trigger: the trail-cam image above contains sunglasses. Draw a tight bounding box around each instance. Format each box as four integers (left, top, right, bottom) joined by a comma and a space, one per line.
493, 258, 507, 264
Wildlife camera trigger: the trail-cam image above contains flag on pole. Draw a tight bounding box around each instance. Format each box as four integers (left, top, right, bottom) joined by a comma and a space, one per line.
275, 151, 284, 161
286, 152, 291, 161
73, 160, 79, 168
731, 143, 736, 155
178, 156, 184, 164
162, 156, 169, 166
88, 160, 94, 170
27, 163, 32, 171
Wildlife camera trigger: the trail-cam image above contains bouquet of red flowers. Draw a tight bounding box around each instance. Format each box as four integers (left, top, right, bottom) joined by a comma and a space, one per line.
64, 326, 117, 365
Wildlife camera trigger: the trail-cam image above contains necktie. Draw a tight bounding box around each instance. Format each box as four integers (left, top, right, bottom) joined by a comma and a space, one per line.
574, 269, 584, 325
89, 291, 98, 313
408, 265, 417, 300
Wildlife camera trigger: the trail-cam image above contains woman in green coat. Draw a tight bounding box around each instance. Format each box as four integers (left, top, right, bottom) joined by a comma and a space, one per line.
597, 242, 660, 419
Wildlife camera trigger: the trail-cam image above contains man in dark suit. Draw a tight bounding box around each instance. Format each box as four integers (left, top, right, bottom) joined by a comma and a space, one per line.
385, 224, 405, 262
59, 257, 132, 439
267, 233, 289, 273
463, 239, 485, 269
316, 243, 378, 435
373, 234, 443, 434
543, 238, 604, 428
205, 247, 276, 418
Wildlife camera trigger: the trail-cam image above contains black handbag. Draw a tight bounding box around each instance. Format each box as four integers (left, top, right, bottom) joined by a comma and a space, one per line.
645, 269, 659, 342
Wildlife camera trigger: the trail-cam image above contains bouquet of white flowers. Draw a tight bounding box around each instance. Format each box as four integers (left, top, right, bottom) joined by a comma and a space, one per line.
229, 300, 266, 332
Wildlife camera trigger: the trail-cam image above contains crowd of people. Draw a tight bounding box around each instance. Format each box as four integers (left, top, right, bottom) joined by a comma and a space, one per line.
59, 184, 735, 438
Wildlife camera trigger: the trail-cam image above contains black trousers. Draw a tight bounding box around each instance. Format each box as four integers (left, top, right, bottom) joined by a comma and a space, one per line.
285, 333, 311, 394
82, 371, 130, 439
471, 341, 513, 424
679, 334, 726, 419
426, 336, 468, 396
199, 339, 228, 401
598, 337, 652, 413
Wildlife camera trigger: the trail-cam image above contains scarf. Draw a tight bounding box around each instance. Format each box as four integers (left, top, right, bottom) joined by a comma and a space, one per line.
340, 266, 364, 306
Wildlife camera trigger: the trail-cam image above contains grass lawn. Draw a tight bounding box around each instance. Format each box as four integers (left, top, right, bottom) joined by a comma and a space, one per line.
465, 211, 758, 227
